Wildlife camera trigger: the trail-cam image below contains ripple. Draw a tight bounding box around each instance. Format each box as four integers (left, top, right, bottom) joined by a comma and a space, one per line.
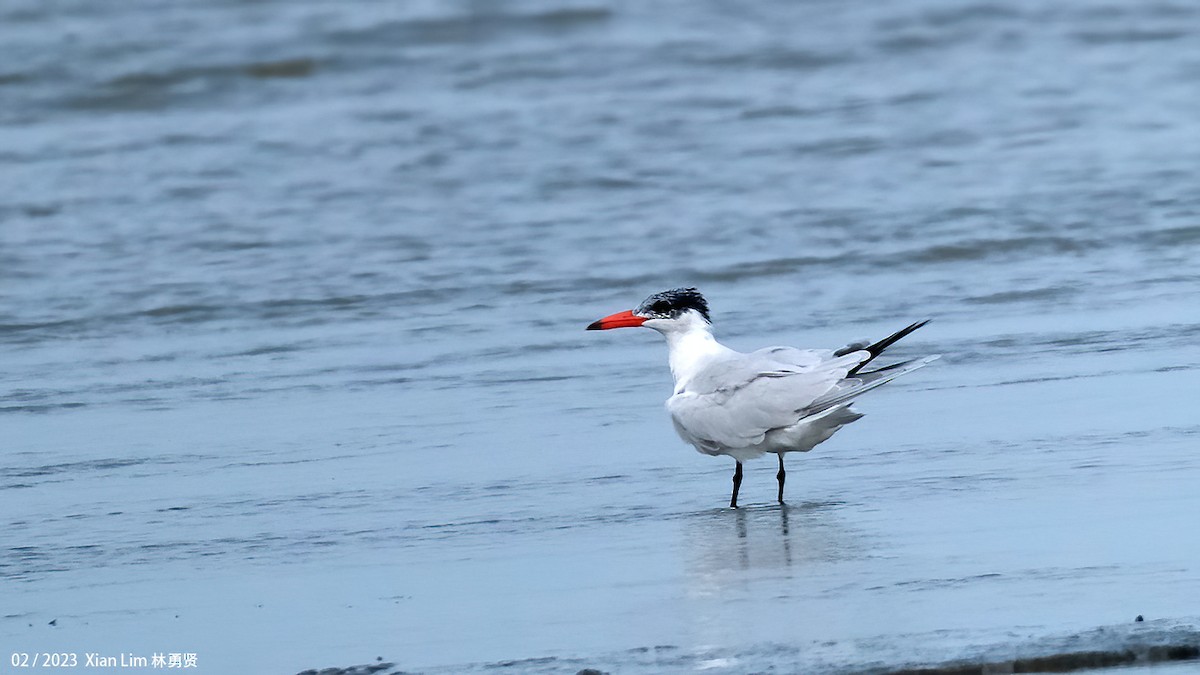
1074, 29, 1190, 44
324, 7, 612, 47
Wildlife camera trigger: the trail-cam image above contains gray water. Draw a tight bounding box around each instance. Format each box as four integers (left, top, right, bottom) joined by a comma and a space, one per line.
3, 0, 1199, 673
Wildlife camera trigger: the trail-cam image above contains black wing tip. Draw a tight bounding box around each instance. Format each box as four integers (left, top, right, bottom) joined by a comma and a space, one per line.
873, 318, 931, 352
847, 318, 932, 376
897, 318, 931, 335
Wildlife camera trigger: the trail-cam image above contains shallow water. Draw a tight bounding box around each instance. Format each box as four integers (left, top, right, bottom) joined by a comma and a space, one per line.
3, 0, 1199, 673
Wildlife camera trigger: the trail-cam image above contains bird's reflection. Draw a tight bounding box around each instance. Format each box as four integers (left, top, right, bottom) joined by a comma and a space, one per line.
676, 499, 865, 652
779, 503, 792, 565
728, 505, 793, 569
682, 501, 856, 591
733, 507, 748, 568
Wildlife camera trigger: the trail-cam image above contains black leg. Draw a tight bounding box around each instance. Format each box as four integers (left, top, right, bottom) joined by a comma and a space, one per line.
776, 454, 786, 504
730, 461, 743, 509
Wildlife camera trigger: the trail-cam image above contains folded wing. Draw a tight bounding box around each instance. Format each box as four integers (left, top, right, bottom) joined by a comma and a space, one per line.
667, 320, 939, 452
668, 350, 869, 450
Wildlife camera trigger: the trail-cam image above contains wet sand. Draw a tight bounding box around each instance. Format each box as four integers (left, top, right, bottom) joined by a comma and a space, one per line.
296, 617, 1199, 674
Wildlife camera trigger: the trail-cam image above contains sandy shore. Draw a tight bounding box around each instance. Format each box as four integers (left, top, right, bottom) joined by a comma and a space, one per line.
296, 618, 1199, 675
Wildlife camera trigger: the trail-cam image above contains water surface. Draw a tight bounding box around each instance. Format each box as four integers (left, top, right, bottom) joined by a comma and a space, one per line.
3, 0, 1199, 672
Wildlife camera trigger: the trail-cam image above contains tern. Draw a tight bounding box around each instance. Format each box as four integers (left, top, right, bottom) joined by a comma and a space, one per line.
587, 288, 938, 508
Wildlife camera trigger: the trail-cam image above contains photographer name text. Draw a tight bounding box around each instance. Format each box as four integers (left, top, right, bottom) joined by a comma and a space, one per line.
10, 652, 198, 669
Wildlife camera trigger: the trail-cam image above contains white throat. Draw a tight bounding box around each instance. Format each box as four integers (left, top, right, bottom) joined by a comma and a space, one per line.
643, 311, 731, 392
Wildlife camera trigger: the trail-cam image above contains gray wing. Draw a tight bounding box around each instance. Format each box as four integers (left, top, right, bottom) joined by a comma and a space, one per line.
667, 350, 869, 450
799, 354, 940, 416
753, 341, 872, 367
752, 345, 837, 370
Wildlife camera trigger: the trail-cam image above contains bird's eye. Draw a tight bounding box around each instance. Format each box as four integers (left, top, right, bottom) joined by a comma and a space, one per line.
651, 301, 670, 314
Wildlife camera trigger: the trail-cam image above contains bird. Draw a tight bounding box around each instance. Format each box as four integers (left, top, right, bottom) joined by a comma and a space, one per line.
587, 288, 938, 508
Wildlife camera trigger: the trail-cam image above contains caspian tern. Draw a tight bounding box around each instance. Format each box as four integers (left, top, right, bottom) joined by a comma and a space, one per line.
587, 288, 938, 508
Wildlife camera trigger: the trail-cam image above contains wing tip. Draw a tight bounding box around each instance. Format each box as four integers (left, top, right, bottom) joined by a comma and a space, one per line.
846, 319, 934, 376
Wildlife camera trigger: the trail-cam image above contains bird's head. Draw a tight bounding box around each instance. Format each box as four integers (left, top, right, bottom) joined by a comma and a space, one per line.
587, 288, 712, 333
